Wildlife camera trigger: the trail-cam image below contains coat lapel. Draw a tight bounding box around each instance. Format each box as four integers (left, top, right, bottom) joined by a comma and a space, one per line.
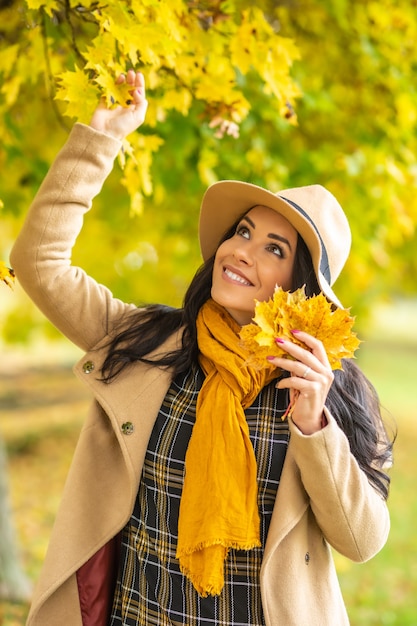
262, 444, 309, 566
73, 331, 181, 486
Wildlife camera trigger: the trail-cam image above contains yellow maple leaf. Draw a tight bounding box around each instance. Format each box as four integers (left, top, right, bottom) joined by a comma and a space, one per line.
92, 66, 138, 108
240, 286, 361, 371
0, 261, 15, 289
25, 0, 59, 16
120, 133, 165, 213
55, 65, 100, 122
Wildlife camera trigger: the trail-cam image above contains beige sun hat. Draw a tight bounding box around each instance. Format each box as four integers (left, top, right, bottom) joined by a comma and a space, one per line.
199, 181, 351, 309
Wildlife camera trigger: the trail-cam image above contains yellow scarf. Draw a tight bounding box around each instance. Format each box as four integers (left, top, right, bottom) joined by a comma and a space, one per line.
176, 298, 278, 597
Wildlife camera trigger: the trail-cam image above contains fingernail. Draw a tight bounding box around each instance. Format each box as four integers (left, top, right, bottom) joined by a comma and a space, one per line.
266, 356, 275, 361
275, 337, 285, 344
291, 329, 301, 334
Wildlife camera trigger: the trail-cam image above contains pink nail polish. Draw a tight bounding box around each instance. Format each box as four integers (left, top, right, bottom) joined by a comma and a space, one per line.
266, 356, 275, 361
275, 337, 285, 344
291, 329, 301, 334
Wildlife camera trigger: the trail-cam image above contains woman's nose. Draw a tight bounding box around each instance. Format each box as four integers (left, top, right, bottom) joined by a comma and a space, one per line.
233, 241, 254, 265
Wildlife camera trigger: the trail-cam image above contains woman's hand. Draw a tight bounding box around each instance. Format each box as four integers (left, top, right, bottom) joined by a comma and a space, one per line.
89, 69, 148, 141
268, 330, 334, 435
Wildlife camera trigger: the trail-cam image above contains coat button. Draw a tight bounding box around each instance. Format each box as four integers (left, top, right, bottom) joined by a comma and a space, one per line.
121, 421, 134, 435
82, 360, 95, 374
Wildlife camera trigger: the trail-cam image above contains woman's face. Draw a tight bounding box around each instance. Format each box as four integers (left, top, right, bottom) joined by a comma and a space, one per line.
211, 205, 298, 326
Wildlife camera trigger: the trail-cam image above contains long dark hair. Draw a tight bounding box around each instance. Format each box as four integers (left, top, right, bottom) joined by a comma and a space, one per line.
101, 221, 393, 499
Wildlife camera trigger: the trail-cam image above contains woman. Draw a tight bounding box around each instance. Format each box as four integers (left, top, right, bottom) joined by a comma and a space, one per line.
11, 70, 393, 626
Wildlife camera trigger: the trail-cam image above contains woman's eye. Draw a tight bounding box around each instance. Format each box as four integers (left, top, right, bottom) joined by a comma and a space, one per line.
268, 243, 284, 257
236, 225, 250, 238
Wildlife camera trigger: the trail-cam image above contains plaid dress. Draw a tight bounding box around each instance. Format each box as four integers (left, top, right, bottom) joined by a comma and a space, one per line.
109, 365, 290, 626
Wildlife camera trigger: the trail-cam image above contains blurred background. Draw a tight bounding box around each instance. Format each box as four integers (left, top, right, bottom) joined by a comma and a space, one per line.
1, 0, 416, 623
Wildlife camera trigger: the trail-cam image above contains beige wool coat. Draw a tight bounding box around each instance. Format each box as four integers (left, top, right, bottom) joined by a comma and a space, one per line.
11, 124, 390, 626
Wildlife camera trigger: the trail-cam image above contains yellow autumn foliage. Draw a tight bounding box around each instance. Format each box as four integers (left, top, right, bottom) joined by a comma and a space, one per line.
0, 261, 15, 289
240, 286, 361, 371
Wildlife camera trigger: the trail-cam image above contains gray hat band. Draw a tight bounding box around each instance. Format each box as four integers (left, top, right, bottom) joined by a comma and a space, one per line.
280, 196, 331, 284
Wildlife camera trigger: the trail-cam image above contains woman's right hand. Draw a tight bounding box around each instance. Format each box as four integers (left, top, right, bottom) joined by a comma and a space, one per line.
89, 69, 148, 141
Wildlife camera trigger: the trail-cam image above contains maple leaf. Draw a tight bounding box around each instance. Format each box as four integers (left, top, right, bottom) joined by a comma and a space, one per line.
25, 0, 59, 16
91, 65, 138, 108
0, 261, 15, 289
55, 66, 100, 121
239, 286, 361, 371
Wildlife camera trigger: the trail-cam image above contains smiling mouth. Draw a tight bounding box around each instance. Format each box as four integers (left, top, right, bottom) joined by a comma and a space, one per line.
223, 267, 253, 286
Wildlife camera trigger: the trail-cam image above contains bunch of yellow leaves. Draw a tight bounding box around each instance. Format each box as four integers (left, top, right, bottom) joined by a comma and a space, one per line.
240, 286, 360, 371
0, 261, 15, 289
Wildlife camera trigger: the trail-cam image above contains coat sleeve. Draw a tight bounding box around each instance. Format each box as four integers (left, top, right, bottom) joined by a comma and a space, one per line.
288, 409, 390, 562
10, 123, 137, 352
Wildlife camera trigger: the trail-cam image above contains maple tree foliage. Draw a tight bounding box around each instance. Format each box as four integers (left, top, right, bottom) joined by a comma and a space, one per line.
273, 1, 417, 309
0, 0, 416, 342
0, 0, 300, 213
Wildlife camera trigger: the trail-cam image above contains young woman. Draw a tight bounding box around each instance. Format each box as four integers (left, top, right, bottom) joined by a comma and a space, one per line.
11, 70, 393, 626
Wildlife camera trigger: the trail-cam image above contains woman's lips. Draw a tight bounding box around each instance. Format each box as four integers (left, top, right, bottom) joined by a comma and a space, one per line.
223, 266, 253, 286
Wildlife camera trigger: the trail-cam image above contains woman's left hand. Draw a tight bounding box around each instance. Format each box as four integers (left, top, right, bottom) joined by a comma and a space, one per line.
268, 330, 334, 434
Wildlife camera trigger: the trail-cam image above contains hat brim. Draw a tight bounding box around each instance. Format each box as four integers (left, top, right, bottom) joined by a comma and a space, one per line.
199, 180, 344, 308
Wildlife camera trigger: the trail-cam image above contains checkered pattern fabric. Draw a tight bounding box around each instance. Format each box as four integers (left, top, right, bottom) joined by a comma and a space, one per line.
109, 365, 290, 625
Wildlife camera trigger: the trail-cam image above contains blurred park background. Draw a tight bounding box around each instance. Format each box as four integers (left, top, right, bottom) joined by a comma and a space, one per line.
1, 0, 417, 624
